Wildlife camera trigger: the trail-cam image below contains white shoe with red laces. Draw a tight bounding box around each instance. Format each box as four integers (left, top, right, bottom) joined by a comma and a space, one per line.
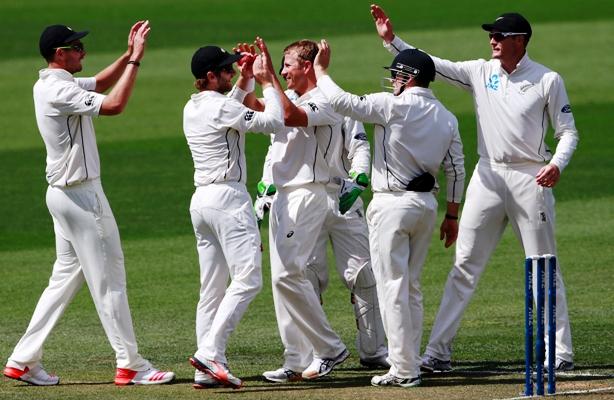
3, 364, 59, 386
114, 365, 175, 385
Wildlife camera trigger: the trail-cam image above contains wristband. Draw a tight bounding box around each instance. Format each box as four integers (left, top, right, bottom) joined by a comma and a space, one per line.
445, 214, 458, 220
127, 60, 140, 67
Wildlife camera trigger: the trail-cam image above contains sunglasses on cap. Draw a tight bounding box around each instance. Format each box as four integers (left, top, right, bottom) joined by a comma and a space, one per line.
55, 42, 85, 53
488, 32, 527, 42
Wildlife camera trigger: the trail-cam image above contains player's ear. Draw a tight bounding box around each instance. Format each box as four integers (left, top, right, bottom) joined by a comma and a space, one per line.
302, 59, 313, 72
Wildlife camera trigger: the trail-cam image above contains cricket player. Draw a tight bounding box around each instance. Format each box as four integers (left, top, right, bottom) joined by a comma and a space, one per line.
371, 5, 578, 372
256, 115, 389, 382
314, 41, 465, 387
184, 43, 283, 389
244, 38, 350, 381
3, 22, 175, 386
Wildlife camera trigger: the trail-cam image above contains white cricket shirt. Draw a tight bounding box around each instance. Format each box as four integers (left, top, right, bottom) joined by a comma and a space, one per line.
183, 86, 282, 186
385, 37, 578, 171
268, 87, 344, 188
33, 68, 106, 187
318, 75, 465, 202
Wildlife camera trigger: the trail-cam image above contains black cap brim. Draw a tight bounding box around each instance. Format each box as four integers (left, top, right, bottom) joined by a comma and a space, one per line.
65, 30, 89, 43
481, 24, 495, 32
218, 52, 242, 68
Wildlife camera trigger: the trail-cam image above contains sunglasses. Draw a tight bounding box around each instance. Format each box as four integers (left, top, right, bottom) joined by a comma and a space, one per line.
488, 32, 527, 42
55, 43, 85, 53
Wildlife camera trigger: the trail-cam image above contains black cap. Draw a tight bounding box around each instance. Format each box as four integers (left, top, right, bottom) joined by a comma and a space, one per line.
39, 25, 89, 59
482, 13, 532, 39
191, 46, 242, 79
385, 49, 435, 82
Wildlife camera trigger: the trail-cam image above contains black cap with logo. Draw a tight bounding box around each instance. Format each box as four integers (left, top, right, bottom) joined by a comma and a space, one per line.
191, 46, 242, 79
482, 13, 532, 39
39, 25, 89, 59
385, 48, 435, 83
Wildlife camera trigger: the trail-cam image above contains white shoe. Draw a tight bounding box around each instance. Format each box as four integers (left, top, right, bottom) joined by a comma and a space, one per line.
3, 364, 59, 386
302, 348, 349, 380
262, 367, 302, 383
190, 356, 242, 388
193, 370, 224, 389
371, 372, 421, 388
115, 365, 175, 385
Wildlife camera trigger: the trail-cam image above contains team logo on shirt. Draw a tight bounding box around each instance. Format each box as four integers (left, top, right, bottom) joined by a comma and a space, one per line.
561, 104, 572, 113
286, 230, 294, 238
307, 102, 319, 112
359, 95, 366, 101
84, 94, 95, 106
486, 74, 499, 91
244, 110, 255, 121
354, 132, 368, 141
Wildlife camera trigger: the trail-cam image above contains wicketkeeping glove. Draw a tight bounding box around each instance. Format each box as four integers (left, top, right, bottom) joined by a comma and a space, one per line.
335, 172, 369, 215
254, 181, 276, 226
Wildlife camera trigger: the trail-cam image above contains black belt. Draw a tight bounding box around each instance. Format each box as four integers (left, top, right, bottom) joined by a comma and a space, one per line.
406, 172, 435, 192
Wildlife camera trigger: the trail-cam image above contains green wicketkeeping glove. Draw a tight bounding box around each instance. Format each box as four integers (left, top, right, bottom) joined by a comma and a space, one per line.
336, 172, 369, 215
254, 181, 276, 225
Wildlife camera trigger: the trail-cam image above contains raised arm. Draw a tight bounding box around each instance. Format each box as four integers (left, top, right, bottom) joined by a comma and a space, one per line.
255, 37, 311, 127
314, 39, 388, 125
99, 21, 150, 115
370, 4, 395, 44
95, 21, 145, 93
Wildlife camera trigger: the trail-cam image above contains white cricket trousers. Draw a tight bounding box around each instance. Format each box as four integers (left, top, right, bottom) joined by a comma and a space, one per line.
190, 182, 262, 364
305, 193, 387, 362
367, 191, 438, 379
425, 159, 573, 362
8, 179, 148, 370
269, 184, 346, 371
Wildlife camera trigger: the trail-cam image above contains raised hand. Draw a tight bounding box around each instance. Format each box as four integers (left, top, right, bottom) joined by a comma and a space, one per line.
233, 42, 257, 79
370, 4, 394, 43
127, 20, 145, 56
314, 39, 331, 73
130, 20, 150, 62
254, 37, 275, 75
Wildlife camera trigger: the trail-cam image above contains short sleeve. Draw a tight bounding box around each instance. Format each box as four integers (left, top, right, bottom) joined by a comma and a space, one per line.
51, 82, 105, 116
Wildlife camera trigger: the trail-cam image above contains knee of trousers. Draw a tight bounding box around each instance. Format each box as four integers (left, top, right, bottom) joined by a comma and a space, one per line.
233, 270, 263, 299
447, 265, 480, 298
271, 269, 303, 292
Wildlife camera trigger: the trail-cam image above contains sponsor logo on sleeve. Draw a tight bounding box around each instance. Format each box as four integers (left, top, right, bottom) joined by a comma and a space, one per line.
354, 132, 368, 141
244, 110, 255, 121
307, 102, 319, 112
486, 74, 500, 91
359, 95, 366, 101
561, 104, 572, 113
84, 94, 95, 106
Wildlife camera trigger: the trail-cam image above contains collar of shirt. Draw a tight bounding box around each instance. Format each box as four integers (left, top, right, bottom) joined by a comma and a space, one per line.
39, 68, 74, 81
190, 89, 227, 102
401, 86, 436, 100
494, 52, 532, 76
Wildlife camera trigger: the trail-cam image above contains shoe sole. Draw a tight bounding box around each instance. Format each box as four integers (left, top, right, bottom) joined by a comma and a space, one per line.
371, 380, 421, 388
190, 357, 242, 389
262, 374, 302, 383
4, 368, 59, 386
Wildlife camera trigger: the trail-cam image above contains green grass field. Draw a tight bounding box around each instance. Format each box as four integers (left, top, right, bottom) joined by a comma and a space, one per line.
1, 1, 613, 399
